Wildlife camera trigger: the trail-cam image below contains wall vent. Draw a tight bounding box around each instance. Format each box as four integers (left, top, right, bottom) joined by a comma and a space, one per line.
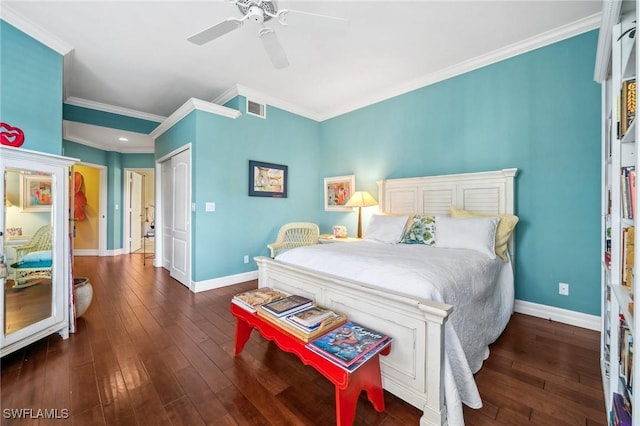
246, 99, 266, 119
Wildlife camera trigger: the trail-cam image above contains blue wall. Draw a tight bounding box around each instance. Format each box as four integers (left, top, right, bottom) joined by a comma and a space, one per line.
156, 101, 320, 281
0, 22, 63, 154
5, 19, 602, 316
319, 31, 601, 315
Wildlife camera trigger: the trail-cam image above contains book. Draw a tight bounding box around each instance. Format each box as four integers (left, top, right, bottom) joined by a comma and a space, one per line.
307, 321, 391, 368
621, 79, 636, 137
256, 305, 348, 342
613, 392, 631, 426
630, 168, 636, 219
232, 287, 287, 313
261, 294, 313, 317
622, 226, 635, 287
288, 305, 336, 327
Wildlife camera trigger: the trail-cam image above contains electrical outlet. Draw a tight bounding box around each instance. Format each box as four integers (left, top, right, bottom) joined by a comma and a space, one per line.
559, 282, 569, 296
243, 255, 249, 264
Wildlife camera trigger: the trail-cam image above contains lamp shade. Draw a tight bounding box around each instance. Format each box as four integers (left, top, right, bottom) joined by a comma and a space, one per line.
345, 191, 378, 208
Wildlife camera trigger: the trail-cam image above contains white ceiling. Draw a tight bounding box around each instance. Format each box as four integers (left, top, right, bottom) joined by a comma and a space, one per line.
3, 1, 603, 153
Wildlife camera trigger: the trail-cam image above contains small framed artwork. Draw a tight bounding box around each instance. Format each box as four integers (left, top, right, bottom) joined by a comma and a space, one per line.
324, 175, 355, 211
249, 160, 288, 198
21, 174, 53, 212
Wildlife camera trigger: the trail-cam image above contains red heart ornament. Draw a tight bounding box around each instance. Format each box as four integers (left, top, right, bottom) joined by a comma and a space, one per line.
0, 122, 25, 147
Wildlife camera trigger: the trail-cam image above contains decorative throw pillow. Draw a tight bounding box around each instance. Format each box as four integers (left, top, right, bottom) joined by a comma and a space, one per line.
364, 214, 410, 243
435, 216, 499, 259
401, 215, 436, 246
450, 206, 519, 262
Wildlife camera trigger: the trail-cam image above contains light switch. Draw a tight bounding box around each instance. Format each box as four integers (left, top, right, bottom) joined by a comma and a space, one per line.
206, 202, 215, 212
191, 203, 196, 212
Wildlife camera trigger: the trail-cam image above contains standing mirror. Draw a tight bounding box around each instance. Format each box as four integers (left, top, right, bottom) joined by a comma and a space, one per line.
1, 147, 75, 357
4, 168, 54, 335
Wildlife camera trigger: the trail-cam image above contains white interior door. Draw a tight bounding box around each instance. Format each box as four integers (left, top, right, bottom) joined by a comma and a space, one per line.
169, 150, 190, 286
159, 148, 190, 287
130, 172, 143, 253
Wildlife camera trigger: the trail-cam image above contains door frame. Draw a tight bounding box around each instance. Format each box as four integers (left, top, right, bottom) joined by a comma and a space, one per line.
156, 144, 191, 286
123, 168, 153, 255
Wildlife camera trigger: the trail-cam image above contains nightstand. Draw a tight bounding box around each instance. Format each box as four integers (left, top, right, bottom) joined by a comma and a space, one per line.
318, 234, 362, 244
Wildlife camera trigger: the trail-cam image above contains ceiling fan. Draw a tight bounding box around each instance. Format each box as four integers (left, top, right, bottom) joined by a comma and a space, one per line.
187, 0, 347, 69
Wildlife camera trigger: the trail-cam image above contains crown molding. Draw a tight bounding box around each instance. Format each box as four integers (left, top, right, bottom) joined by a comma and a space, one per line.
1, 5, 73, 55
150, 97, 241, 139
216, 13, 601, 123
213, 84, 323, 121
317, 12, 601, 121
65, 97, 166, 123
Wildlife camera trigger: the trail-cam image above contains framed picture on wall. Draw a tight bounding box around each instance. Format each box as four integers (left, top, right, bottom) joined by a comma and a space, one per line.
324, 175, 355, 211
249, 160, 288, 198
21, 174, 53, 212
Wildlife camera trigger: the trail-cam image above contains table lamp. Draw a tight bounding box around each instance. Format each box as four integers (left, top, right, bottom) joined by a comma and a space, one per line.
345, 191, 378, 238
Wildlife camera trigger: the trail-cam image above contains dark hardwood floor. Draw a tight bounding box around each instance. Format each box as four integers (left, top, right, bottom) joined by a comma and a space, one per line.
1, 255, 606, 425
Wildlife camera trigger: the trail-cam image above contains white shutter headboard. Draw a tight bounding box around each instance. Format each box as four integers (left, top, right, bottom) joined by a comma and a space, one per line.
378, 168, 518, 255
378, 168, 517, 216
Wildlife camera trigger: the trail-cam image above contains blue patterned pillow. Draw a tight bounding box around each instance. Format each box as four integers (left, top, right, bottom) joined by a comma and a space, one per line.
401, 215, 436, 246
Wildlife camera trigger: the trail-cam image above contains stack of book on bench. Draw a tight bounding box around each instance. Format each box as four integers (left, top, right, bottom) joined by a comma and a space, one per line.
231, 287, 288, 313
307, 321, 392, 372
257, 295, 348, 342
231, 289, 346, 342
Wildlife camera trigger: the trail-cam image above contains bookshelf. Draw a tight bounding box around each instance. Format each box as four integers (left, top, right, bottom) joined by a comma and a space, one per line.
596, 0, 638, 423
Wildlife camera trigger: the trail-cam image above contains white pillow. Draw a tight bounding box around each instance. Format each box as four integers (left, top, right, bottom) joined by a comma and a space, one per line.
364, 214, 410, 243
435, 216, 499, 259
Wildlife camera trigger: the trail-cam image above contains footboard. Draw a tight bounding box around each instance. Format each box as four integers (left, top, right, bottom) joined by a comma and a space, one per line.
255, 256, 452, 426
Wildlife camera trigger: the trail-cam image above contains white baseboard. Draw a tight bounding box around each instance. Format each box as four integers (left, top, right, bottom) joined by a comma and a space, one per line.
192, 270, 258, 293
73, 249, 99, 256
514, 299, 600, 331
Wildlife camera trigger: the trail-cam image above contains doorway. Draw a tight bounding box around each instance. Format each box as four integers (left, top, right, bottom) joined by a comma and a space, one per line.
72, 163, 107, 257
123, 169, 155, 255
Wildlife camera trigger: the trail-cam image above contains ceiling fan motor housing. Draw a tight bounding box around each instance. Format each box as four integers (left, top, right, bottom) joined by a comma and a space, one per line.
237, 0, 278, 22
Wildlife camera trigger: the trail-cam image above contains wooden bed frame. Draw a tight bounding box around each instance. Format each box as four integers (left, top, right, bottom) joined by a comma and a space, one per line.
255, 168, 517, 426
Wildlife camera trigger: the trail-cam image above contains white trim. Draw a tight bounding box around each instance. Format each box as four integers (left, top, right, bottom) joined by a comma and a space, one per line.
73, 249, 99, 256
192, 270, 259, 293
317, 13, 601, 121
150, 98, 241, 139
514, 299, 600, 331
594, 0, 622, 82
65, 97, 166, 123
105, 249, 124, 257
1, 5, 73, 55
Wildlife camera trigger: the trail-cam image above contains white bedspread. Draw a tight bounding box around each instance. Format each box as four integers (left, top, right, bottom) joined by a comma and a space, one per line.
276, 241, 514, 426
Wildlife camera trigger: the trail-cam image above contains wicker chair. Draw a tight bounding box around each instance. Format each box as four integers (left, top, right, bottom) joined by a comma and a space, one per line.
268, 222, 320, 258
10, 225, 53, 286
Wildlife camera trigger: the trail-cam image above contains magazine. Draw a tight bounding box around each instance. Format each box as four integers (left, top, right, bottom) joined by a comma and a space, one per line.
261, 294, 313, 317
288, 306, 336, 327
307, 321, 391, 367
232, 287, 287, 313
256, 305, 347, 342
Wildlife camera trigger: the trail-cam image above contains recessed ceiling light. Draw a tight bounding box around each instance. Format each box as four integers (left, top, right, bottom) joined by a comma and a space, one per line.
118, 137, 129, 142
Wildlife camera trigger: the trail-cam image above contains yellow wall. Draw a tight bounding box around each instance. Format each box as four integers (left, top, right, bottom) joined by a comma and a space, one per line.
73, 165, 100, 250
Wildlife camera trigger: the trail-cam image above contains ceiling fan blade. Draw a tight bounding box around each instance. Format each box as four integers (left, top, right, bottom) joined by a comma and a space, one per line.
276, 9, 349, 28
259, 28, 289, 69
187, 18, 243, 45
